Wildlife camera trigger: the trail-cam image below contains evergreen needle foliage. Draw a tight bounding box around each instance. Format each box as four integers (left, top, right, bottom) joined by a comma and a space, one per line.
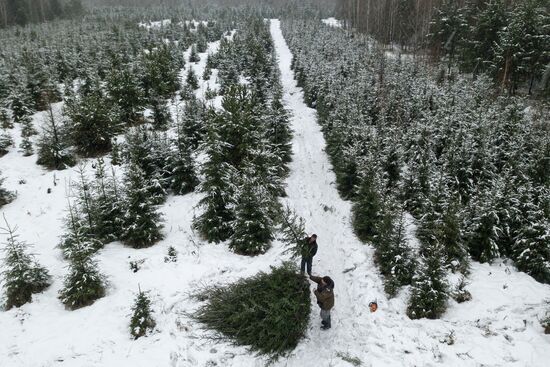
374, 206, 415, 297
58, 238, 106, 310
279, 205, 307, 259
194, 263, 310, 360
352, 171, 384, 243
0, 173, 15, 207
230, 172, 274, 255
36, 103, 76, 170
186, 67, 199, 90
121, 163, 164, 248
407, 240, 449, 320
0, 129, 13, 157
1, 219, 51, 310
130, 289, 156, 339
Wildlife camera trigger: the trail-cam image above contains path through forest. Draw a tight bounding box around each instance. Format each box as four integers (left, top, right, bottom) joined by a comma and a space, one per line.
270, 19, 405, 366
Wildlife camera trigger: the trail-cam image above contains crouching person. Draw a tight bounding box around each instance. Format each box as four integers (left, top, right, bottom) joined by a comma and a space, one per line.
310, 275, 334, 330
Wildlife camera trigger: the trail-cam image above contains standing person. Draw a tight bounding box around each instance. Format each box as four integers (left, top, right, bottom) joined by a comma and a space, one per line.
310, 275, 334, 330
300, 234, 318, 275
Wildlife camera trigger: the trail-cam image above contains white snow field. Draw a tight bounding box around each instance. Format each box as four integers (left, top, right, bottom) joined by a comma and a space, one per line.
0, 18, 549, 367
321, 17, 343, 28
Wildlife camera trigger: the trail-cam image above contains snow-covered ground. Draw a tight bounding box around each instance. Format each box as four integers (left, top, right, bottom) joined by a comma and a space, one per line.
138, 19, 172, 29
322, 17, 343, 28
0, 19, 549, 367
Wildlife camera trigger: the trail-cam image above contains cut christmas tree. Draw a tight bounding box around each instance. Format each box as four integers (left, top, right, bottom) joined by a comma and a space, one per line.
193, 263, 310, 360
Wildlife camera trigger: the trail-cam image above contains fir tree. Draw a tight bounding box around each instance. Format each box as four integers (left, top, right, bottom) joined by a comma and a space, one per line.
0, 108, 13, 129
58, 238, 106, 310
203, 65, 212, 81
352, 168, 384, 243
142, 44, 180, 98
124, 127, 169, 204
440, 203, 469, 273
229, 171, 274, 255
91, 158, 124, 243
407, 240, 449, 320
218, 58, 239, 95
169, 126, 198, 195
164, 246, 177, 263
249, 141, 286, 202
0, 128, 13, 157
204, 53, 216, 80
58, 197, 102, 260
204, 85, 217, 100
1, 219, 51, 310
186, 67, 199, 90
416, 178, 469, 273
36, 101, 76, 170
375, 204, 415, 297
178, 96, 206, 150
74, 166, 101, 244
65, 81, 121, 157
150, 96, 171, 131
265, 88, 292, 177
9, 87, 33, 124
463, 0, 506, 76
513, 216, 550, 284
402, 130, 435, 216
20, 114, 37, 137
189, 44, 200, 63
180, 84, 195, 101
196, 34, 208, 53
110, 138, 121, 166
193, 127, 236, 243
428, 0, 468, 75
130, 288, 156, 339
193, 263, 310, 359
279, 205, 307, 259
121, 163, 164, 248
0, 173, 15, 208
215, 85, 264, 170
19, 135, 33, 156
463, 191, 501, 263
494, 0, 549, 94
26, 68, 62, 111
106, 63, 145, 124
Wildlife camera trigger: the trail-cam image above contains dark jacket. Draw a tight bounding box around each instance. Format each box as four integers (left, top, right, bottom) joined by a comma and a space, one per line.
310, 275, 335, 310
302, 237, 318, 259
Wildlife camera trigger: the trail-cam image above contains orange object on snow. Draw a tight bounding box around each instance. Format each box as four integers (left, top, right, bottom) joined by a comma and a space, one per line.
369, 301, 378, 313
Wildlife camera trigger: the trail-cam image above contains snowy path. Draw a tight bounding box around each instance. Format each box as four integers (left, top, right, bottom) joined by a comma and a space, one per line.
270, 18, 397, 365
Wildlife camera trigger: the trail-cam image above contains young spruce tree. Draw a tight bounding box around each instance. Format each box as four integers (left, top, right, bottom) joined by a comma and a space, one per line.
229, 169, 274, 255
65, 80, 121, 157
375, 203, 415, 297
352, 168, 385, 242
121, 163, 164, 248
59, 237, 106, 310
407, 240, 449, 320
193, 126, 236, 243
169, 125, 198, 195
2, 219, 51, 309
0, 128, 13, 156
36, 100, 76, 170
186, 67, 199, 90
130, 288, 156, 339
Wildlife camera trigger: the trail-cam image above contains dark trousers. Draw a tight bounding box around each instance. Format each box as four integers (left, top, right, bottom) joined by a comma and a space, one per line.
321, 309, 331, 328
300, 256, 312, 275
